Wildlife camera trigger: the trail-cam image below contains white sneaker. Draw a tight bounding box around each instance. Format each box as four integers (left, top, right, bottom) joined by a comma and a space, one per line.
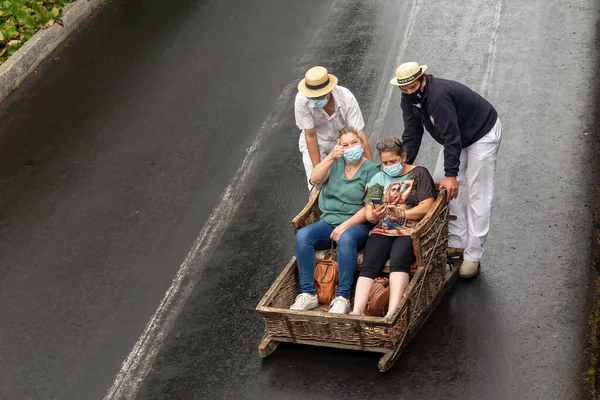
328, 296, 351, 314
290, 293, 318, 311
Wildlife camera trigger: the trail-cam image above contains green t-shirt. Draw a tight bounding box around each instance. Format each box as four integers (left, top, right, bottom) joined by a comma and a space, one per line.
318, 158, 380, 226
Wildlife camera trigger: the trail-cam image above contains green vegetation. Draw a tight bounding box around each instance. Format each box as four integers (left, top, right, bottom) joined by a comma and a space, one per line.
587, 273, 600, 398
0, 0, 71, 63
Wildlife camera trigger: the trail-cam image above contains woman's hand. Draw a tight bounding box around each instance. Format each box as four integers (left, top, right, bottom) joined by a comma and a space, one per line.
330, 223, 348, 242
371, 203, 388, 221
328, 139, 345, 161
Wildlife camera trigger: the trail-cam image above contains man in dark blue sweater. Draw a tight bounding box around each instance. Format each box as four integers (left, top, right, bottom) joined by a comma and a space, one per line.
391, 62, 502, 278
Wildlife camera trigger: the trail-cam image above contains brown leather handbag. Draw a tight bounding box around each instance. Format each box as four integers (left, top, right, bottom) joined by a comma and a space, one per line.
314, 259, 338, 304
365, 277, 390, 317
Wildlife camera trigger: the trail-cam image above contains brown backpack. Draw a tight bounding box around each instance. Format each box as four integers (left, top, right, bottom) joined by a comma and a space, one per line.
313, 259, 338, 304
365, 277, 390, 317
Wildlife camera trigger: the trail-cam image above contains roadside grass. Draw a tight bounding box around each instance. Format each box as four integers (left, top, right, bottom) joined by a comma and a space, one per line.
589, 178, 600, 399
588, 268, 600, 398
0, 0, 72, 64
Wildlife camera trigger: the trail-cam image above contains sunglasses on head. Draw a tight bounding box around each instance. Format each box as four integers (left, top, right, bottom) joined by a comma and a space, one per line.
376, 139, 401, 151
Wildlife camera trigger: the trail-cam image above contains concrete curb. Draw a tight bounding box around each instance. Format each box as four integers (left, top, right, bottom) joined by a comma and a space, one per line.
0, 0, 104, 104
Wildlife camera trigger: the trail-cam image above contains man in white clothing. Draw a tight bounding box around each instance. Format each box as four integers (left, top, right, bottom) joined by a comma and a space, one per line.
391, 61, 502, 278
295, 66, 373, 191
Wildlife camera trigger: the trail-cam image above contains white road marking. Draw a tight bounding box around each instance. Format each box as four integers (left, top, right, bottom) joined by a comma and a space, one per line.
103, 2, 341, 397
104, 0, 504, 397
480, 0, 503, 96
368, 0, 503, 142
103, 117, 270, 400
367, 0, 422, 142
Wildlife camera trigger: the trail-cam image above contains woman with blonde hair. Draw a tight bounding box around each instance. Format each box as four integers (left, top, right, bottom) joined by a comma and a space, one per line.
290, 127, 379, 314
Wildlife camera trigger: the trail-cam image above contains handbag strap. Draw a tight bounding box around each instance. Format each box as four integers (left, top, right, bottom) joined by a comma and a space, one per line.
330, 240, 338, 257
323, 240, 337, 259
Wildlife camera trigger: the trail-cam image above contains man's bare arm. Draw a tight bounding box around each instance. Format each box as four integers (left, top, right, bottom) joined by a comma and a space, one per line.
304, 128, 321, 167
358, 130, 373, 160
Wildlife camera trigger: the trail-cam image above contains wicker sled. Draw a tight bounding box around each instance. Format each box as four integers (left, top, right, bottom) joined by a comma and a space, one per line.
256, 188, 459, 372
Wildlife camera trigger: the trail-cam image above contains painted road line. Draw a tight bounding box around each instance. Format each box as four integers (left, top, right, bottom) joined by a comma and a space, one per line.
367, 0, 422, 144
103, 117, 272, 399
104, 0, 504, 397
103, 2, 340, 399
480, 0, 503, 97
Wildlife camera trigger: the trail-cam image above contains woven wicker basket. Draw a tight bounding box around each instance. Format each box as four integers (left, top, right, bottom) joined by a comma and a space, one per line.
256, 188, 459, 371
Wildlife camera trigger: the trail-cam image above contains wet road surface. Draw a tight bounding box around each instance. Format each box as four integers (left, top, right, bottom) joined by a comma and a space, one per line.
0, 0, 598, 399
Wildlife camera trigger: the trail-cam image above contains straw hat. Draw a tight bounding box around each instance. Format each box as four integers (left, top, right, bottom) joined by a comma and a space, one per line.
389, 62, 428, 87
298, 66, 338, 98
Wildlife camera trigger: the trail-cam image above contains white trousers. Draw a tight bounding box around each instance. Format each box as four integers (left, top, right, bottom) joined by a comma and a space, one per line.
299, 133, 336, 192
432, 118, 502, 262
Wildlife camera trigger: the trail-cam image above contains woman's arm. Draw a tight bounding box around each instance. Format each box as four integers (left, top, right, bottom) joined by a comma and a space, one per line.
310, 142, 344, 185
397, 166, 435, 220
365, 203, 388, 224
365, 203, 375, 223
398, 197, 434, 220
330, 207, 369, 241
344, 207, 368, 226
309, 155, 335, 186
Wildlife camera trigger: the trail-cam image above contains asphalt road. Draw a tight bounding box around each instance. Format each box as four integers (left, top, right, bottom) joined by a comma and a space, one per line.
0, 0, 597, 399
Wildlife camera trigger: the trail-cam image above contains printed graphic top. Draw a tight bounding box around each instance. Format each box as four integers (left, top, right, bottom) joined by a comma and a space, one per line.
364, 166, 435, 237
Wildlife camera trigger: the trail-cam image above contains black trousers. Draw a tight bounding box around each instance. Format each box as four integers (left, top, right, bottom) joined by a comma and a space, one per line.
360, 234, 415, 278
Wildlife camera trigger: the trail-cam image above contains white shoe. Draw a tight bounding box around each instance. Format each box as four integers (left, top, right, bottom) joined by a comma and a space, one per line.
328, 296, 351, 314
290, 293, 318, 311
459, 260, 480, 278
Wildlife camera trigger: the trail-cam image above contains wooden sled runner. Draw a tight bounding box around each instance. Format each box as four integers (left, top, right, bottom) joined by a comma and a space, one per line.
256, 188, 460, 372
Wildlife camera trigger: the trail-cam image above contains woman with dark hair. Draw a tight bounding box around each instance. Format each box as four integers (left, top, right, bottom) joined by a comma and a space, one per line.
351, 137, 435, 319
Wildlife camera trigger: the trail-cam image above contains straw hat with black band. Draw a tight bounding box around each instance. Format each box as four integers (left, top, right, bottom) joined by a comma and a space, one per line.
298, 66, 339, 98
389, 62, 428, 87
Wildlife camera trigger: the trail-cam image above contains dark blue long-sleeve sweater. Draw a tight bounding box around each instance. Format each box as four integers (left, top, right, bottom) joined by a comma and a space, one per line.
401, 75, 498, 176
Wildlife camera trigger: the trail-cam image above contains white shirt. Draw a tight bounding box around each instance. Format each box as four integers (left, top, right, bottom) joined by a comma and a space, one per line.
294, 85, 365, 148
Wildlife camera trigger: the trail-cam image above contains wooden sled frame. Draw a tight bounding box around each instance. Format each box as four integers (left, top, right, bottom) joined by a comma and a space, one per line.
256, 188, 459, 372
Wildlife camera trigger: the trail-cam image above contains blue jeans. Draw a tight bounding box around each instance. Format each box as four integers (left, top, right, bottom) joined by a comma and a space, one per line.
295, 220, 373, 299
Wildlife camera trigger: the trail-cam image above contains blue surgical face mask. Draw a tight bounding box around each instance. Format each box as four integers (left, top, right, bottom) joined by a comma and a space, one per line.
344, 145, 364, 163
383, 162, 404, 177
310, 97, 328, 109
